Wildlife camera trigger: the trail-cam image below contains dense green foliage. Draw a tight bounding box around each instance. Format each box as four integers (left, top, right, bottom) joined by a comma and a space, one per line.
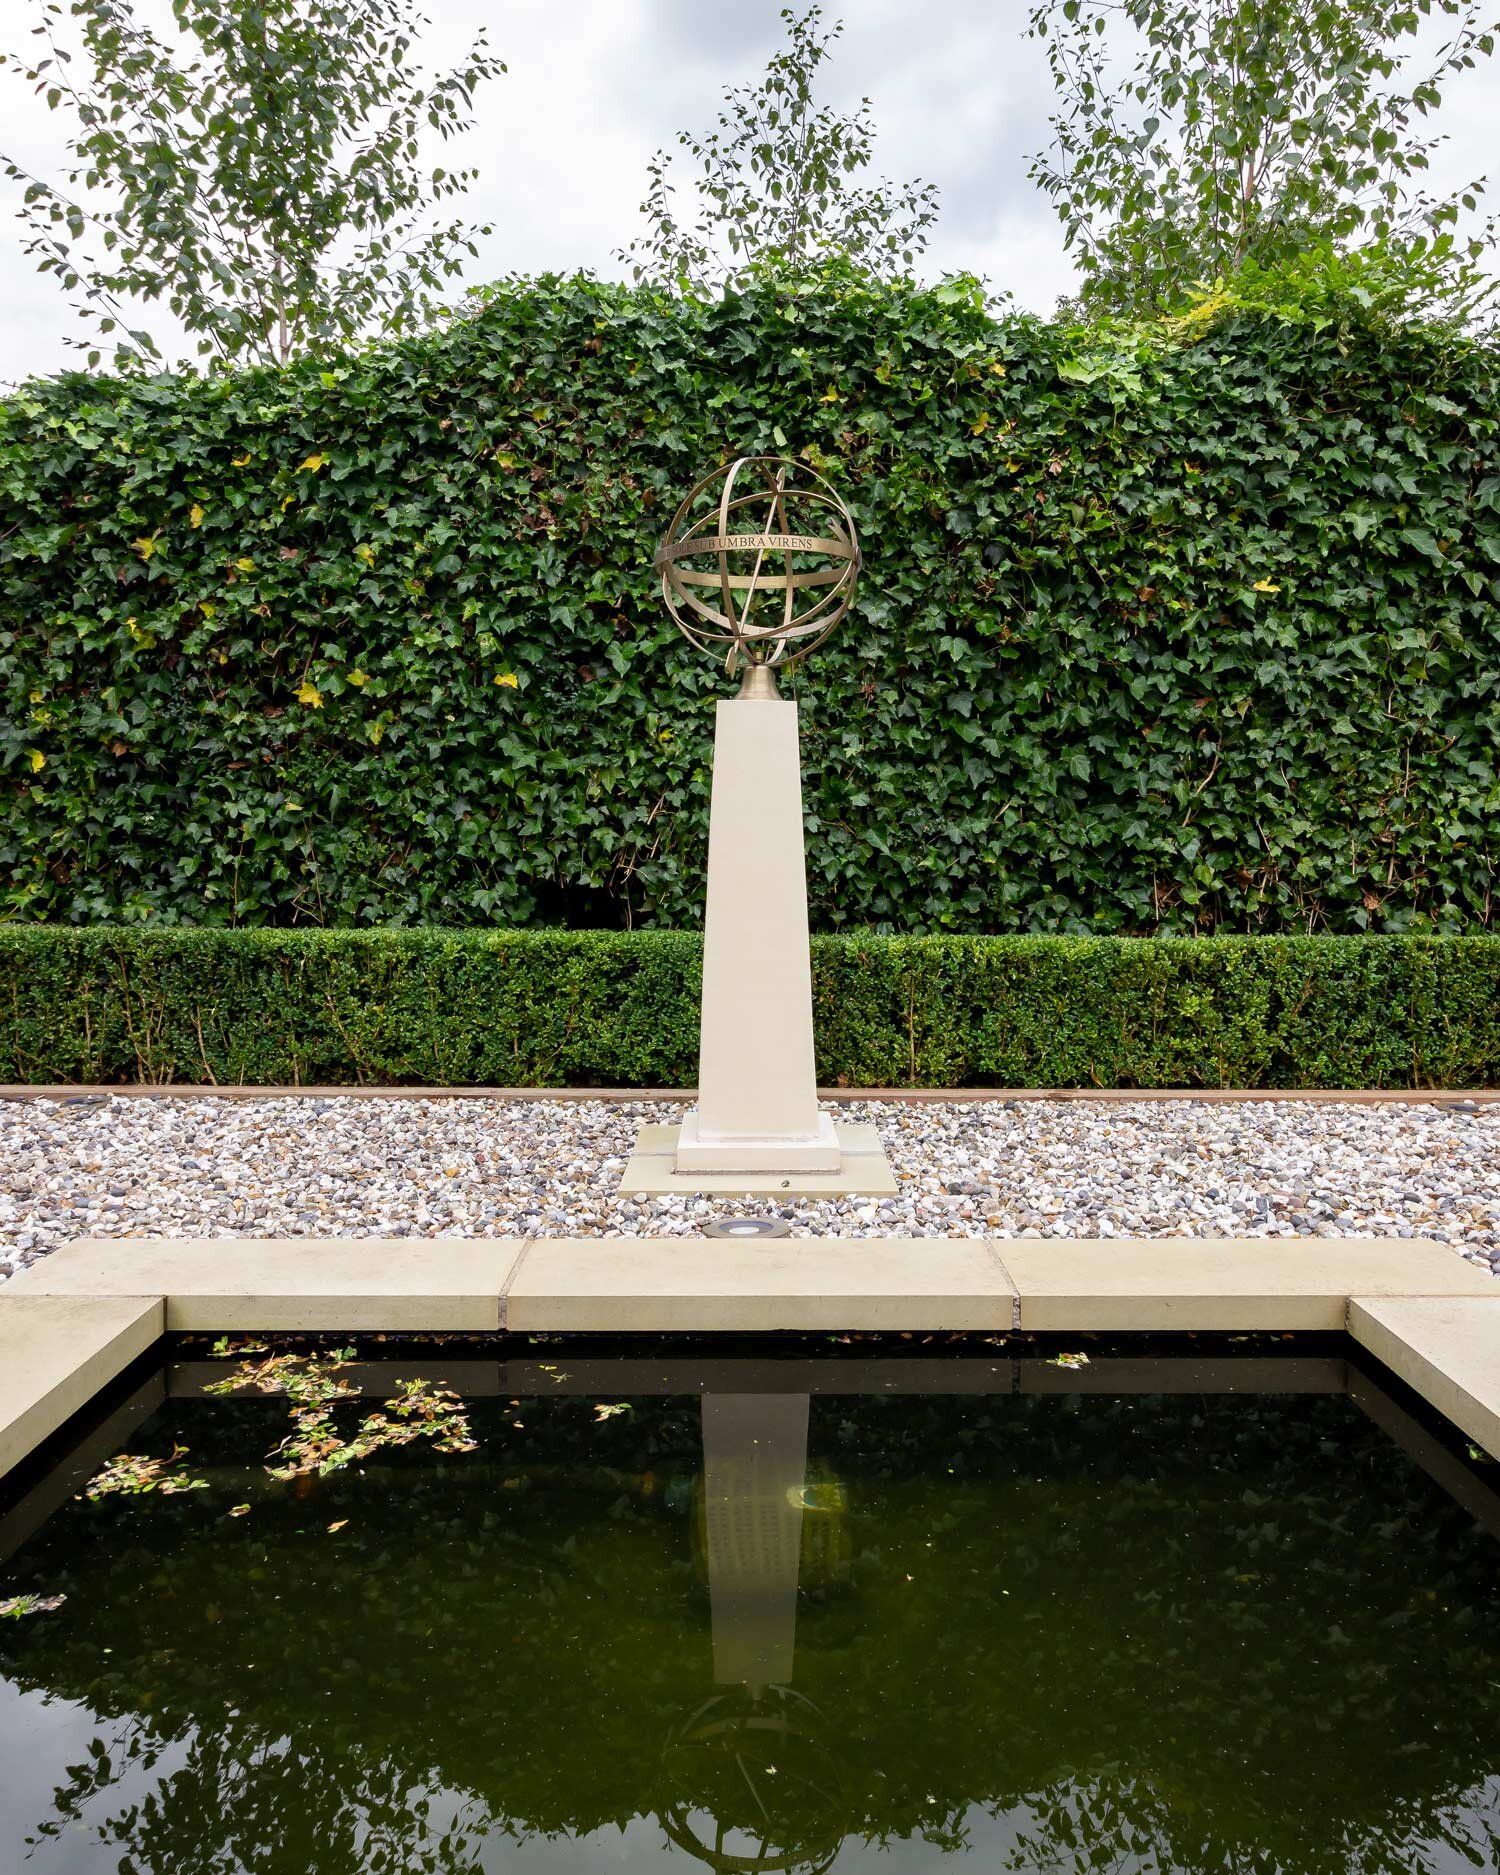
623, 5, 940, 289
0, 0, 504, 369
2, 928, 1495, 1085
1027, 0, 1500, 321
3, 270, 1500, 933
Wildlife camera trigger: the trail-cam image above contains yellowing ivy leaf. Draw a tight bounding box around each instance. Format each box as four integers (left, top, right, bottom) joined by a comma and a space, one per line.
298, 453, 326, 473
819, 386, 841, 403
1252, 578, 1281, 593
970, 411, 990, 436
133, 537, 156, 560
235, 557, 255, 574
199, 601, 216, 618
347, 668, 370, 687
189, 503, 205, 528
354, 543, 375, 565
990, 361, 1008, 376
294, 681, 324, 708
494, 671, 519, 689
232, 451, 251, 467
29, 750, 46, 773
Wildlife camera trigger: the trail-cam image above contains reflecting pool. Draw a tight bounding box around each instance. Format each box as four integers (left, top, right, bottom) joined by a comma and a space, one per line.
1, 1338, 1497, 1874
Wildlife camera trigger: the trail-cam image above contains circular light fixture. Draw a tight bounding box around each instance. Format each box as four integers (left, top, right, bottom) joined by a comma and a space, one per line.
702, 1216, 793, 1240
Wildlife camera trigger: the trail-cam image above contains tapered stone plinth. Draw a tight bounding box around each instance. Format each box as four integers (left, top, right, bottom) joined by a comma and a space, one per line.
678, 696, 837, 1172
622, 693, 894, 1196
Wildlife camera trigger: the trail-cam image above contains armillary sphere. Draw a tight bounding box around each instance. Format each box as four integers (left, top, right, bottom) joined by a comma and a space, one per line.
654, 456, 859, 695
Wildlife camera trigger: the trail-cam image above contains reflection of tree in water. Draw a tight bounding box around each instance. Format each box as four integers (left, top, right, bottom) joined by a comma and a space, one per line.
991, 1775, 1500, 1875
2, 1387, 1498, 1874
31, 1714, 501, 1874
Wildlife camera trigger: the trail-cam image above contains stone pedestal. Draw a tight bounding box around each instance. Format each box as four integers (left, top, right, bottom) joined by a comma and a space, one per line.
677, 697, 838, 1173
621, 695, 895, 1197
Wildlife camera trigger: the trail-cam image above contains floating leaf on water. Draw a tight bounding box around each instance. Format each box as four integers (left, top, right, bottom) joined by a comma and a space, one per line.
84, 1445, 208, 1499
593, 1403, 632, 1421
0, 1593, 66, 1619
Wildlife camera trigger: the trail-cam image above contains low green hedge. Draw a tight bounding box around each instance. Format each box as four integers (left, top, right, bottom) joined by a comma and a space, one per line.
1, 929, 1497, 1087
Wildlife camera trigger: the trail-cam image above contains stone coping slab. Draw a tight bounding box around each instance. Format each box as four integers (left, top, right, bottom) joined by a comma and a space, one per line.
3, 1236, 524, 1332
506, 1236, 1012, 1332
0, 1295, 163, 1482
997, 1236, 1495, 1332
1348, 1296, 1500, 1462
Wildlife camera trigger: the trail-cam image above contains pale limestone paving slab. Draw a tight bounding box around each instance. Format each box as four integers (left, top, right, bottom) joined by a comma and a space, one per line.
0, 1295, 164, 1481
620, 1121, 898, 1197
507, 1236, 1012, 1332
1348, 1295, 1500, 1460
993, 1236, 1495, 1332
3, 1236, 512, 1331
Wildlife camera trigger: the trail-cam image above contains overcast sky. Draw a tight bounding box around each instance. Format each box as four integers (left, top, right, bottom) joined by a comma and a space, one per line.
2, 0, 1500, 383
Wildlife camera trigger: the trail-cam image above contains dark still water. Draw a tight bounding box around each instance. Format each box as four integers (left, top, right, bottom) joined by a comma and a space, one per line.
0, 1340, 1497, 1875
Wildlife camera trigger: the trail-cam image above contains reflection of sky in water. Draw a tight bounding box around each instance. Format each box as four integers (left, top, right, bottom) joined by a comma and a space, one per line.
10, 1674, 1497, 1875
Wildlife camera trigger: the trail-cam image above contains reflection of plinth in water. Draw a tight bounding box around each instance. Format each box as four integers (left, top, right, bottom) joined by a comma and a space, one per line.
661, 1391, 848, 1875
701, 1392, 810, 1686
621, 455, 895, 1197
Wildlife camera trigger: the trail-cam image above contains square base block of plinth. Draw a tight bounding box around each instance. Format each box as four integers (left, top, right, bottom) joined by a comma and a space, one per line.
620, 1122, 898, 1197
674, 1109, 841, 1173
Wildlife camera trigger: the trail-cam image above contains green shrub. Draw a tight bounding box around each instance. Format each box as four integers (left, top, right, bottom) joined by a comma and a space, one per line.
2, 928, 1496, 1087
2, 270, 1498, 935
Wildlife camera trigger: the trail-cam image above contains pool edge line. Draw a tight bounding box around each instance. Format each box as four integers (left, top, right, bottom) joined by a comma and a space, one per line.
1, 1235, 1497, 1482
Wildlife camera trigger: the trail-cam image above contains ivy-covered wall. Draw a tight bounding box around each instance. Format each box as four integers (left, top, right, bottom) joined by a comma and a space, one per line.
2, 271, 1498, 932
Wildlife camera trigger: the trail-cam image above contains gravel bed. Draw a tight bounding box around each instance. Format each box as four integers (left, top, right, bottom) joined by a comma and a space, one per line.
1, 1094, 1497, 1284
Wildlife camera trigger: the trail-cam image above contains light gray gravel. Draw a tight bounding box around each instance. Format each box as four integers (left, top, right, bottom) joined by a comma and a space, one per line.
0, 1094, 1496, 1283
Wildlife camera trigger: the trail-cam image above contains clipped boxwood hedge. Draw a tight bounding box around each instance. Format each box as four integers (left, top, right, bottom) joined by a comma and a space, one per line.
2, 928, 1496, 1088
3, 270, 1499, 936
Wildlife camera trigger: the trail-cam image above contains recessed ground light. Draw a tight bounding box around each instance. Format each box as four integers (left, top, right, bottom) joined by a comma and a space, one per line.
703, 1217, 793, 1239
